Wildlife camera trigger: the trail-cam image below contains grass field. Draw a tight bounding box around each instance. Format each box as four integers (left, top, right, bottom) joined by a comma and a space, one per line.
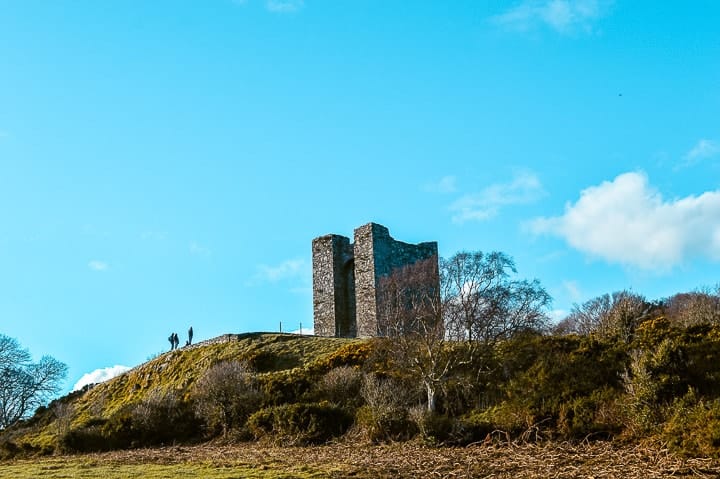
2, 442, 719, 478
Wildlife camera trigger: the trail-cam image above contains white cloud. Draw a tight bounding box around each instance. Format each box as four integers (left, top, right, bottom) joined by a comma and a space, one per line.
682, 139, 720, 166
492, 0, 610, 34
255, 258, 307, 282
289, 326, 314, 335
73, 365, 131, 391
530, 171, 720, 270
450, 171, 544, 223
425, 176, 458, 194
266, 0, 304, 13
88, 260, 109, 271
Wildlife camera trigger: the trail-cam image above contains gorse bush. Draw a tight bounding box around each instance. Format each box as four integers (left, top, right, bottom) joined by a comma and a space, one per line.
259, 369, 313, 406
247, 402, 352, 445
663, 389, 720, 457
309, 341, 374, 372
557, 387, 623, 439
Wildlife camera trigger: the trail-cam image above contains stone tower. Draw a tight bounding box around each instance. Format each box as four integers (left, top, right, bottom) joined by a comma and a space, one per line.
312, 223, 438, 338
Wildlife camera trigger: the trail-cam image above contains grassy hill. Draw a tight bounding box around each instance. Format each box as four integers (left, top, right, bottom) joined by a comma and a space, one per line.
3, 333, 366, 455
5, 319, 720, 460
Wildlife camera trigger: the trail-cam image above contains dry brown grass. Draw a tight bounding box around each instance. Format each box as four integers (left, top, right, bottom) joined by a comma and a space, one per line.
9, 441, 716, 478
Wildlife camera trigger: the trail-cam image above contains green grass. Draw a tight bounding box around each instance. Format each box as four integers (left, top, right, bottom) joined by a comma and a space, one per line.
1, 458, 328, 478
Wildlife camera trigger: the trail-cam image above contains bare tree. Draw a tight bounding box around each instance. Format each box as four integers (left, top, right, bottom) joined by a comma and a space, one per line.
378, 257, 446, 412
442, 251, 550, 345
0, 334, 68, 429
664, 287, 720, 327
560, 290, 649, 341
378, 252, 551, 412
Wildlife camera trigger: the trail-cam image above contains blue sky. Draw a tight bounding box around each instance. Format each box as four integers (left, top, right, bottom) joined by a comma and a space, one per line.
1, 0, 719, 392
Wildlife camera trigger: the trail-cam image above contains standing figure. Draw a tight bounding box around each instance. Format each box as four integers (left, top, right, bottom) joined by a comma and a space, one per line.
188, 326, 194, 345
168, 333, 174, 351
172, 332, 179, 350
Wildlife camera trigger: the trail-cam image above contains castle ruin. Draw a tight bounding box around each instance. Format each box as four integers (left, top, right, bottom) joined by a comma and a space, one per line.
312, 223, 439, 338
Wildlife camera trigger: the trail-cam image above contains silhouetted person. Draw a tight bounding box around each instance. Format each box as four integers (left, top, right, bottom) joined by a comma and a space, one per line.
188, 326, 194, 345
168, 333, 174, 351
172, 332, 179, 350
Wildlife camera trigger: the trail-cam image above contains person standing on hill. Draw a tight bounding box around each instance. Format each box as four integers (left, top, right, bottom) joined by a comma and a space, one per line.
168, 333, 175, 351
188, 326, 194, 345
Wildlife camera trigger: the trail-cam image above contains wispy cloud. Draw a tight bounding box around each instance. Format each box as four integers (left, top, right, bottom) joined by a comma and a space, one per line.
562, 280, 582, 301
255, 258, 307, 282
450, 171, 544, 223
88, 260, 109, 272
425, 176, 458, 194
529, 171, 720, 271
680, 138, 720, 167
73, 365, 130, 391
492, 0, 611, 34
189, 241, 211, 256
266, 0, 304, 13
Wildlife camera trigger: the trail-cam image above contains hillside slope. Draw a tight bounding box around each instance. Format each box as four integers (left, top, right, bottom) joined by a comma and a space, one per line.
4, 333, 364, 453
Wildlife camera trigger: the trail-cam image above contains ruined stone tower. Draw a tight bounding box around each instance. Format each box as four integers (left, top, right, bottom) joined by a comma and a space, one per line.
312, 223, 438, 338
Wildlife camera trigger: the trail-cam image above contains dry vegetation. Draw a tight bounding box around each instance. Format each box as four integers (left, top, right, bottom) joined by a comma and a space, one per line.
3, 442, 720, 478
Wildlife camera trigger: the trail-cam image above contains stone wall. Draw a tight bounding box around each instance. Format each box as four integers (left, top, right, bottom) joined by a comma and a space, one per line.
312, 223, 438, 338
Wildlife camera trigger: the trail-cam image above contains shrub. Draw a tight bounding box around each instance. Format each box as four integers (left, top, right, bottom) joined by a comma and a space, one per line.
448, 410, 496, 445
247, 349, 299, 372
259, 368, 313, 406
355, 374, 415, 442
315, 366, 363, 407
557, 388, 623, 439
471, 403, 535, 438
247, 402, 352, 445
663, 389, 720, 457
111, 389, 199, 447
408, 406, 452, 444
310, 341, 374, 372
0, 440, 20, 460
193, 361, 263, 437
58, 418, 109, 453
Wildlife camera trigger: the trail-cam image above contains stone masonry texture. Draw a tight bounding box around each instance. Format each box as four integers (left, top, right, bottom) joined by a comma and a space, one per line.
312, 223, 438, 338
